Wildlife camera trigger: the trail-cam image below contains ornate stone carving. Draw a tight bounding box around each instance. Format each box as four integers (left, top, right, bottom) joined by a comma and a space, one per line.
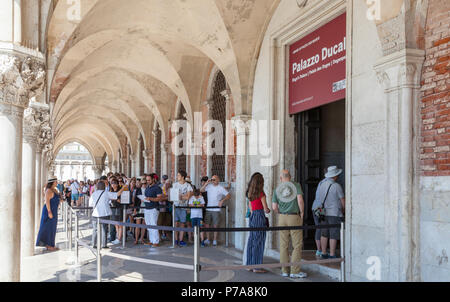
0, 52, 46, 109
23, 107, 42, 146
142, 149, 151, 159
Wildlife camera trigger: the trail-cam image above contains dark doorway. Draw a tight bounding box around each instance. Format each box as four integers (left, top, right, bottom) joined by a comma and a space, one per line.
295, 99, 345, 250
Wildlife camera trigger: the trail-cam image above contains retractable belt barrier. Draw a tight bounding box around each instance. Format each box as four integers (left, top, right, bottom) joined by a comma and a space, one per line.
67, 204, 345, 283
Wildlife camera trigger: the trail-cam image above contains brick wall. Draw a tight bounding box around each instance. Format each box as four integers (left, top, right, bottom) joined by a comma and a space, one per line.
420, 0, 450, 176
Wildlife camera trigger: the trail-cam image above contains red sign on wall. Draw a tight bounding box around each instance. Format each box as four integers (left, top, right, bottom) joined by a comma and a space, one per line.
289, 13, 346, 115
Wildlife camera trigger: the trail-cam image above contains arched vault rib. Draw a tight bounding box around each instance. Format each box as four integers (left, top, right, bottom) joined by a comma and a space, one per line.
58, 104, 133, 148
54, 138, 96, 164
54, 89, 143, 152
56, 119, 120, 164
54, 39, 194, 127
54, 131, 111, 166
53, 68, 169, 147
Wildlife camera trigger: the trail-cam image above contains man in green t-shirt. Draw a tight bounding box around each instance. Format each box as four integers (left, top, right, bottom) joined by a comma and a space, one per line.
272, 169, 307, 279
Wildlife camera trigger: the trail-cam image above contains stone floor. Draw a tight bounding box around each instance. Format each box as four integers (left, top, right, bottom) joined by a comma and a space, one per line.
21, 212, 337, 282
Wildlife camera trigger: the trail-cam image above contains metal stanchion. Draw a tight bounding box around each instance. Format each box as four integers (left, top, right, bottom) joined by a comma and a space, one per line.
75, 212, 79, 264
97, 217, 102, 282
225, 205, 229, 247
63, 202, 67, 236
68, 208, 73, 251
122, 205, 126, 248
194, 225, 200, 282
340, 222, 345, 282
172, 204, 176, 248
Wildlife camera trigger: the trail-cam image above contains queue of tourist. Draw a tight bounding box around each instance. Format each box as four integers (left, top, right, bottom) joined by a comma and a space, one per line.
36, 165, 345, 279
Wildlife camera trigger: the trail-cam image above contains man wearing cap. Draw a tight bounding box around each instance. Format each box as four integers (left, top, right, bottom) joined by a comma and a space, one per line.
312, 166, 345, 259
272, 169, 307, 279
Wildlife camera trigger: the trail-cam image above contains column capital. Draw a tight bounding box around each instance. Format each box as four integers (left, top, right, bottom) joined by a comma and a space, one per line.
0, 50, 46, 109
143, 149, 151, 159
374, 48, 425, 91
231, 114, 253, 136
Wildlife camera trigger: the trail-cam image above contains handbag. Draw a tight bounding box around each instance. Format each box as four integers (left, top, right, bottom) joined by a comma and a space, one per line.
264, 216, 269, 228
313, 183, 333, 222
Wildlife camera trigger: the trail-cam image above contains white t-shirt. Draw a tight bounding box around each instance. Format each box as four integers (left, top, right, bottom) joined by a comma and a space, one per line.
89, 190, 118, 217
189, 196, 205, 219
205, 184, 229, 212
70, 182, 80, 194
172, 182, 193, 206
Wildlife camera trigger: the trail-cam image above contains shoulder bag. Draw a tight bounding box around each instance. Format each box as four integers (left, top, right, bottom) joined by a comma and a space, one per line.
313, 182, 333, 222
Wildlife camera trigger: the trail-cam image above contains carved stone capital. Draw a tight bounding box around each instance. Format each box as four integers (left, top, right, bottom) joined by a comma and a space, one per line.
374, 49, 424, 91
231, 115, 253, 136
142, 149, 151, 159
23, 107, 42, 146
0, 51, 46, 109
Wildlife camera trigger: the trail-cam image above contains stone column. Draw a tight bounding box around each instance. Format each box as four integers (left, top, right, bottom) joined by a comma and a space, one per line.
92, 165, 104, 180
375, 49, 424, 281
112, 160, 118, 173
136, 137, 142, 176
220, 91, 231, 182
0, 48, 45, 281
161, 144, 169, 176
143, 149, 151, 174
231, 115, 251, 250
21, 105, 42, 258
35, 147, 42, 235
128, 153, 135, 177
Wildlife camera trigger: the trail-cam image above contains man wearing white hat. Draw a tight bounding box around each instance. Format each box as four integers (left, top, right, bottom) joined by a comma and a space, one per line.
312, 166, 345, 259
272, 169, 307, 279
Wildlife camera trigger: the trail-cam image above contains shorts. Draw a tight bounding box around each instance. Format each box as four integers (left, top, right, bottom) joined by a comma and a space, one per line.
175, 208, 187, 224
134, 213, 145, 220
191, 218, 202, 227
186, 212, 192, 223
320, 216, 344, 240
71, 193, 79, 202
112, 208, 124, 222
157, 212, 172, 226
204, 211, 221, 226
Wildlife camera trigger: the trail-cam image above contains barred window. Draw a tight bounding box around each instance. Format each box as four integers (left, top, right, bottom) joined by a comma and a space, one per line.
155, 126, 162, 177
210, 71, 226, 181
177, 104, 187, 173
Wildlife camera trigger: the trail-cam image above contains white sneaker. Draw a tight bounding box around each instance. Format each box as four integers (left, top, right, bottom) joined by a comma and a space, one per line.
111, 239, 121, 245
290, 272, 308, 278
212, 240, 217, 246
204, 239, 210, 245
281, 273, 289, 277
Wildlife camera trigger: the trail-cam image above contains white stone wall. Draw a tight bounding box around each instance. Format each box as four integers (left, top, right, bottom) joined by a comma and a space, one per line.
250, 0, 423, 281
420, 177, 450, 281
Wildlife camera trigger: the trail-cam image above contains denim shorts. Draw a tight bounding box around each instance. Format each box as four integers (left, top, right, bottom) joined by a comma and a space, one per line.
191, 218, 202, 227
320, 216, 344, 240
175, 208, 187, 223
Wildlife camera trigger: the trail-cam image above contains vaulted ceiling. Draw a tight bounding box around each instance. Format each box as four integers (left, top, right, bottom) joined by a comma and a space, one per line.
48, 0, 280, 165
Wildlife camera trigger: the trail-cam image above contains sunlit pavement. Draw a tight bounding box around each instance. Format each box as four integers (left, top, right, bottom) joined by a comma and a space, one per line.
21, 213, 336, 282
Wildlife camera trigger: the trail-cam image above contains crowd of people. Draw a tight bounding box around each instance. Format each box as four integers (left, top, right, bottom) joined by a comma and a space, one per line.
35, 165, 345, 280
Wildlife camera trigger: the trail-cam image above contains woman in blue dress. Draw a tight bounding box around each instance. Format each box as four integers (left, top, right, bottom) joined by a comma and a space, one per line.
36, 177, 62, 251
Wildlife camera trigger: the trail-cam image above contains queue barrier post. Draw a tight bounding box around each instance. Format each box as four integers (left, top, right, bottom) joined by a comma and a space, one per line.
340, 222, 345, 282
225, 205, 229, 247
75, 211, 79, 264
194, 225, 200, 282
122, 205, 126, 249
68, 207, 73, 251
172, 204, 176, 248
64, 202, 68, 237
97, 217, 102, 282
